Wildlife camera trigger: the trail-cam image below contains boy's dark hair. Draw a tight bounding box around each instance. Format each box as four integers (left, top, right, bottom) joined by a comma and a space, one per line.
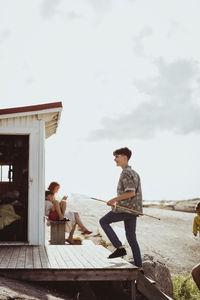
45, 190, 53, 198
196, 202, 200, 211
113, 147, 132, 160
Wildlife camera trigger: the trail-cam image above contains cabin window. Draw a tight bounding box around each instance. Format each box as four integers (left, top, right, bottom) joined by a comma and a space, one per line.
0, 164, 13, 182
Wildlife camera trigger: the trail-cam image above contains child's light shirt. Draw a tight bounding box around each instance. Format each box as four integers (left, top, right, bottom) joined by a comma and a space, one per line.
45, 200, 53, 217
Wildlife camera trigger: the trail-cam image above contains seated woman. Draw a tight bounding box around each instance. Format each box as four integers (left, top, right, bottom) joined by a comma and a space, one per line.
47, 181, 92, 244
45, 190, 66, 221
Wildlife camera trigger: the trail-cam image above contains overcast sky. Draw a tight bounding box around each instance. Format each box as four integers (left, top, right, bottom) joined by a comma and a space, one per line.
0, 0, 200, 201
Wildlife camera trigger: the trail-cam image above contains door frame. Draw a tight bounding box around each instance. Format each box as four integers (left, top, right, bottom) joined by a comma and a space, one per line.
0, 126, 45, 245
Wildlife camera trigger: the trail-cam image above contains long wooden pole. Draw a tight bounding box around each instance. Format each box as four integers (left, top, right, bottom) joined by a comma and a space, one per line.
90, 197, 160, 220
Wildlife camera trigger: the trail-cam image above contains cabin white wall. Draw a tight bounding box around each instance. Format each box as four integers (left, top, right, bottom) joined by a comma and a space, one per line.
28, 130, 40, 244
37, 117, 45, 245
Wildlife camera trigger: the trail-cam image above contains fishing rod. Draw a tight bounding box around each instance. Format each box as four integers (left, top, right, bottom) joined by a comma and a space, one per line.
90, 197, 160, 220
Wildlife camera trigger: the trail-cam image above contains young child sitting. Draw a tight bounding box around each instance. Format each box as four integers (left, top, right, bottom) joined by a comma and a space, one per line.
45, 190, 66, 221
193, 202, 200, 237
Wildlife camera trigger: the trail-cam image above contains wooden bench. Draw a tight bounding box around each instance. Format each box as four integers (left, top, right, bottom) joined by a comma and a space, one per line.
49, 220, 66, 245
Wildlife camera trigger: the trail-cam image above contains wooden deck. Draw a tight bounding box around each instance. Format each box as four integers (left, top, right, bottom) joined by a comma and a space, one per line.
0, 241, 138, 282
0, 242, 173, 299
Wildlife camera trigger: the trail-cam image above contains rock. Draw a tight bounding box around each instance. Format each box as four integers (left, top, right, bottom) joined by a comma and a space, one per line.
142, 254, 173, 297
173, 199, 199, 213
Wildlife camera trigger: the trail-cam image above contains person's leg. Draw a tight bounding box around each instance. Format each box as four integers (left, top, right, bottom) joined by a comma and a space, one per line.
124, 216, 142, 267
60, 200, 66, 215
74, 212, 92, 234
53, 200, 64, 220
99, 211, 125, 249
192, 263, 200, 290
66, 224, 76, 244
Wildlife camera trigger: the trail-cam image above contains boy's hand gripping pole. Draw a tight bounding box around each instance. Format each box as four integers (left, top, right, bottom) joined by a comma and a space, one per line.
90, 197, 160, 220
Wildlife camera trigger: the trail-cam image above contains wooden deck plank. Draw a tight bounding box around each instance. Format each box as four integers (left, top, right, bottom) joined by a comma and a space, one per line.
84, 244, 136, 269
0, 247, 10, 266
59, 246, 84, 268
0, 268, 138, 282
77, 248, 107, 269
33, 246, 42, 269
84, 245, 112, 268
0, 247, 13, 268
8, 247, 21, 268
56, 246, 75, 268
93, 245, 133, 265
55, 245, 76, 268
16, 246, 26, 268
25, 246, 34, 269
44, 246, 60, 269
67, 245, 98, 269
0, 244, 136, 270
48, 245, 68, 269
38, 246, 51, 268
0, 244, 136, 274
0, 244, 139, 283
93, 245, 137, 269
76, 245, 109, 268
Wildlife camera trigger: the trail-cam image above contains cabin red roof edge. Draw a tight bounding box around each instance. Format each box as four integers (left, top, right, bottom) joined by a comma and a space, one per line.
0, 102, 63, 116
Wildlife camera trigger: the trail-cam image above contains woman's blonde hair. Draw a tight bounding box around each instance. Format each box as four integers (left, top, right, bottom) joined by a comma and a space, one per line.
48, 181, 60, 193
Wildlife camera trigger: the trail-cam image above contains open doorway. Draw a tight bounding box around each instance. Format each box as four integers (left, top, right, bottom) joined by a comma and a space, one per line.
0, 135, 29, 242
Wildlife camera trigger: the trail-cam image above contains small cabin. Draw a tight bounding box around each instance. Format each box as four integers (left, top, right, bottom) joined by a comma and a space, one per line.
0, 102, 62, 245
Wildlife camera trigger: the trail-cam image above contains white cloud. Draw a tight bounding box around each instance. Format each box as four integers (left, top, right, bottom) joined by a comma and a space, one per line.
0, 30, 10, 44
133, 27, 154, 57
89, 58, 200, 140
63, 11, 84, 20
88, 0, 112, 13
40, 0, 62, 19
40, 0, 83, 20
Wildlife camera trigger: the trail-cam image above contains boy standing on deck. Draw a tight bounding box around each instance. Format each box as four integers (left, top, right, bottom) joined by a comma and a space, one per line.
99, 147, 143, 268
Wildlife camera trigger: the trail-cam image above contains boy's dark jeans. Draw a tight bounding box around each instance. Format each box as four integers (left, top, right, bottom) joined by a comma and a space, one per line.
99, 211, 142, 267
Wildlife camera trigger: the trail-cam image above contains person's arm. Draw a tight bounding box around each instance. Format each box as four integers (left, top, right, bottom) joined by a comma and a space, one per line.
107, 170, 136, 206
193, 217, 197, 236
107, 190, 135, 206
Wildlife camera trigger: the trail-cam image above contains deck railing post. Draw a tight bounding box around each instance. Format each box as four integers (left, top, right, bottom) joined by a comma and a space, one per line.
130, 280, 137, 300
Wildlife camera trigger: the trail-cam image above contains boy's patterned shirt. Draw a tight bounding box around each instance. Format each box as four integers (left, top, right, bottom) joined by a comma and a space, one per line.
112, 166, 143, 215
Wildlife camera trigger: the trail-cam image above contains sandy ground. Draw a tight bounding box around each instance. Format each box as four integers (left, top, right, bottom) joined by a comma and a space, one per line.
55, 199, 200, 275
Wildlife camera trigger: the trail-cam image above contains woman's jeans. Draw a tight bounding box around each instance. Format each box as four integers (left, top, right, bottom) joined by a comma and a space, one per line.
99, 211, 142, 267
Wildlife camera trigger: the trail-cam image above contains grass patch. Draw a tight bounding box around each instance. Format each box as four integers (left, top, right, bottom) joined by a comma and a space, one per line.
172, 273, 200, 299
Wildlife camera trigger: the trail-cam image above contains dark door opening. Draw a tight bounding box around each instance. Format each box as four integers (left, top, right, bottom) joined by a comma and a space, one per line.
0, 134, 29, 242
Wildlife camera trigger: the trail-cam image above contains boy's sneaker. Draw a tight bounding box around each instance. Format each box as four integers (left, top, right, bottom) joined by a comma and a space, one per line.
108, 248, 127, 259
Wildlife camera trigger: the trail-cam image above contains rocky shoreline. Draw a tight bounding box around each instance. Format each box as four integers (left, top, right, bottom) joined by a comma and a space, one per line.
144, 198, 200, 213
